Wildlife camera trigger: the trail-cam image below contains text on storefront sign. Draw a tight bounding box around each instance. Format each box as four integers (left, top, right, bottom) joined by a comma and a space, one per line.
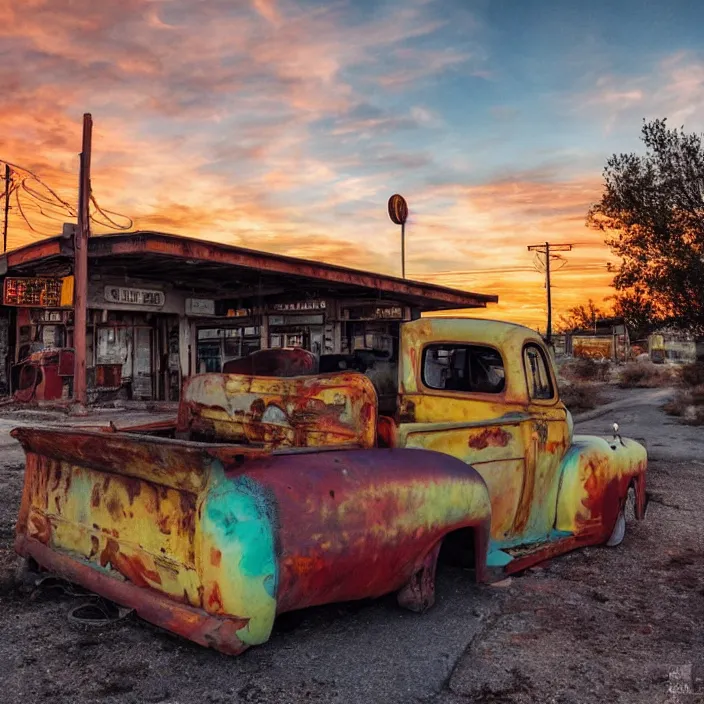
104, 286, 165, 307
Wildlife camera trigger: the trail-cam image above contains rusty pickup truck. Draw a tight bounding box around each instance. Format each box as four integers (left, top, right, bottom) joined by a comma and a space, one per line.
13, 319, 647, 655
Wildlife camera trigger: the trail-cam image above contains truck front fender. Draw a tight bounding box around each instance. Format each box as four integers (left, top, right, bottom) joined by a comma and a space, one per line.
554, 435, 647, 540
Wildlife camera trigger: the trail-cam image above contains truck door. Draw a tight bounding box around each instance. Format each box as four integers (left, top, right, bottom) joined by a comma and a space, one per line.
396, 331, 527, 545
514, 342, 571, 540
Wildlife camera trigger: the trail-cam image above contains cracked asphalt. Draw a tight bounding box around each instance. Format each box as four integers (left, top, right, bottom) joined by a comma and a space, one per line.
1, 388, 702, 703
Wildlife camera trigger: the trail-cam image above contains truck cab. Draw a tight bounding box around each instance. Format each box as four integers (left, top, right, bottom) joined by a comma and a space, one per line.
396, 319, 575, 555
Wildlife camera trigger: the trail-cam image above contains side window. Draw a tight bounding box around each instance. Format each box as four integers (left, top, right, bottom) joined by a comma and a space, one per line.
422, 344, 505, 394
523, 344, 554, 400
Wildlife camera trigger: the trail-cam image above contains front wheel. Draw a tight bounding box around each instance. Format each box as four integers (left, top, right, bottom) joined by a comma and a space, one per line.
606, 486, 636, 547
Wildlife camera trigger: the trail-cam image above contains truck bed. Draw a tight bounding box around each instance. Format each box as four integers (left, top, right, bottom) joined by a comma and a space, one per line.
13, 426, 492, 655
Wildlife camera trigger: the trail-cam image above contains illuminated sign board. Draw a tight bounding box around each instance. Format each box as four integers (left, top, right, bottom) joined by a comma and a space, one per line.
3, 277, 74, 308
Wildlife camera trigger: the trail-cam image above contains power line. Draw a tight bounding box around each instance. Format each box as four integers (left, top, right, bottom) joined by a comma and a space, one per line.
416, 264, 612, 278
0, 157, 134, 249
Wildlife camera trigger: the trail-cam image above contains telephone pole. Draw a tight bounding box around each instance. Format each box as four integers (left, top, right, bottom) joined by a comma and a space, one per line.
73, 113, 93, 409
2, 164, 10, 253
527, 242, 573, 344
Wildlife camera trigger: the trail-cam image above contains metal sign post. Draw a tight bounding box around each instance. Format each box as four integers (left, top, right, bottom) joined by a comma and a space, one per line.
387, 194, 409, 278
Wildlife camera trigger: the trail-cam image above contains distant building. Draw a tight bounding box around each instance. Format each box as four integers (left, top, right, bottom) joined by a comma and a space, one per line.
648, 328, 698, 364
565, 317, 630, 362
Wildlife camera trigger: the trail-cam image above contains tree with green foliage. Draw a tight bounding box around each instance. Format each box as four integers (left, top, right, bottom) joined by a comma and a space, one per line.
587, 118, 704, 334
556, 299, 609, 333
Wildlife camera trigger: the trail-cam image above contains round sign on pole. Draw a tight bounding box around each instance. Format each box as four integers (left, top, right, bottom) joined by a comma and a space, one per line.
387, 194, 408, 226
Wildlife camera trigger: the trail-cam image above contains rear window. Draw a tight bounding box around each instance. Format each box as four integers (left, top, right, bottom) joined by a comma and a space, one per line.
523, 344, 554, 400
422, 344, 505, 394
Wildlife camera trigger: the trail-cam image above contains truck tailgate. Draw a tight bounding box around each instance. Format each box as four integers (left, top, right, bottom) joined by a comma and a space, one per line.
11, 427, 267, 653
13, 427, 215, 598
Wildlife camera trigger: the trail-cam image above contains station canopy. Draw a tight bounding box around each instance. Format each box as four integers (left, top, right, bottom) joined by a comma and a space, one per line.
0, 231, 497, 313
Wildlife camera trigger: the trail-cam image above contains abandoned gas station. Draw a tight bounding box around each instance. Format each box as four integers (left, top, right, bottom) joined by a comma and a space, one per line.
0, 231, 497, 403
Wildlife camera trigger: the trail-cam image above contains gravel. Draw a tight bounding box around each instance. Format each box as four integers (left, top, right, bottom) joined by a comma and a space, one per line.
1, 395, 702, 704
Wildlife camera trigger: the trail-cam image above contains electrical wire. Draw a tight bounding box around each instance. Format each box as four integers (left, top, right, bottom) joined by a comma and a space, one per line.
89, 194, 133, 230
417, 264, 613, 278
1, 158, 134, 242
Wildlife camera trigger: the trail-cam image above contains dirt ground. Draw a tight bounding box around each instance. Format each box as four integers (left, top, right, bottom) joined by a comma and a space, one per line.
0, 390, 703, 704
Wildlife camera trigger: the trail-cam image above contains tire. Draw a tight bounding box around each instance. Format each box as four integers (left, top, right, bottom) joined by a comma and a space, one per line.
606, 486, 636, 547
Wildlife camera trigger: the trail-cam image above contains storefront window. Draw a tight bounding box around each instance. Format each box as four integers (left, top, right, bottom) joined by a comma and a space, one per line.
345, 321, 398, 359
197, 326, 261, 373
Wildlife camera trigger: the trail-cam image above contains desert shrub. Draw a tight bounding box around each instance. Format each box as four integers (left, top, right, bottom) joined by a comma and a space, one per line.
559, 358, 611, 382
691, 384, 704, 405
559, 381, 602, 413
618, 361, 673, 388
663, 383, 704, 425
680, 362, 704, 388
663, 394, 686, 416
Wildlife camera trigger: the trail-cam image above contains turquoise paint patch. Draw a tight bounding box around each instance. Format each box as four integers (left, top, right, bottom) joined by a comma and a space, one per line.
69, 468, 94, 528
205, 476, 278, 582
486, 549, 513, 567
202, 470, 279, 645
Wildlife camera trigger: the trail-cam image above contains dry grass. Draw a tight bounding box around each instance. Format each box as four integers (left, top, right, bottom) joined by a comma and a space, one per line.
558, 358, 611, 383
559, 381, 603, 413
680, 362, 704, 388
618, 361, 675, 388
664, 382, 704, 425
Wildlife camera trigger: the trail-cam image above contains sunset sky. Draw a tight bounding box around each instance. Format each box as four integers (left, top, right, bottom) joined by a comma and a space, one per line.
2, 0, 704, 328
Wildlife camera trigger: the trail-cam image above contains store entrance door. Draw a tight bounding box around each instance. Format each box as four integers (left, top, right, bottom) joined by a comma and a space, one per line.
132, 326, 153, 400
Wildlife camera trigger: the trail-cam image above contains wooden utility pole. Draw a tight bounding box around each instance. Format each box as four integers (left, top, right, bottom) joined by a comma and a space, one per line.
73, 113, 93, 408
527, 241, 573, 344
2, 164, 10, 253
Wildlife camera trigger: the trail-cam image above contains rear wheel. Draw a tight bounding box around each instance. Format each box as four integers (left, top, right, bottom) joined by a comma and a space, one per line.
606, 486, 636, 547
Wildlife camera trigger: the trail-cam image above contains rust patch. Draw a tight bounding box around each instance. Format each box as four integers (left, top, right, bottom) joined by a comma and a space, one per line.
28, 512, 51, 544
546, 439, 567, 454
100, 538, 162, 587
208, 582, 224, 612
124, 477, 142, 504
179, 493, 197, 535
249, 398, 266, 418
399, 399, 416, 423
157, 513, 171, 535
468, 427, 512, 450
105, 496, 123, 521
533, 420, 548, 446
50, 464, 61, 493
211, 548, 222, 567
90, 484, 101, 507
288, 554, 325, 576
